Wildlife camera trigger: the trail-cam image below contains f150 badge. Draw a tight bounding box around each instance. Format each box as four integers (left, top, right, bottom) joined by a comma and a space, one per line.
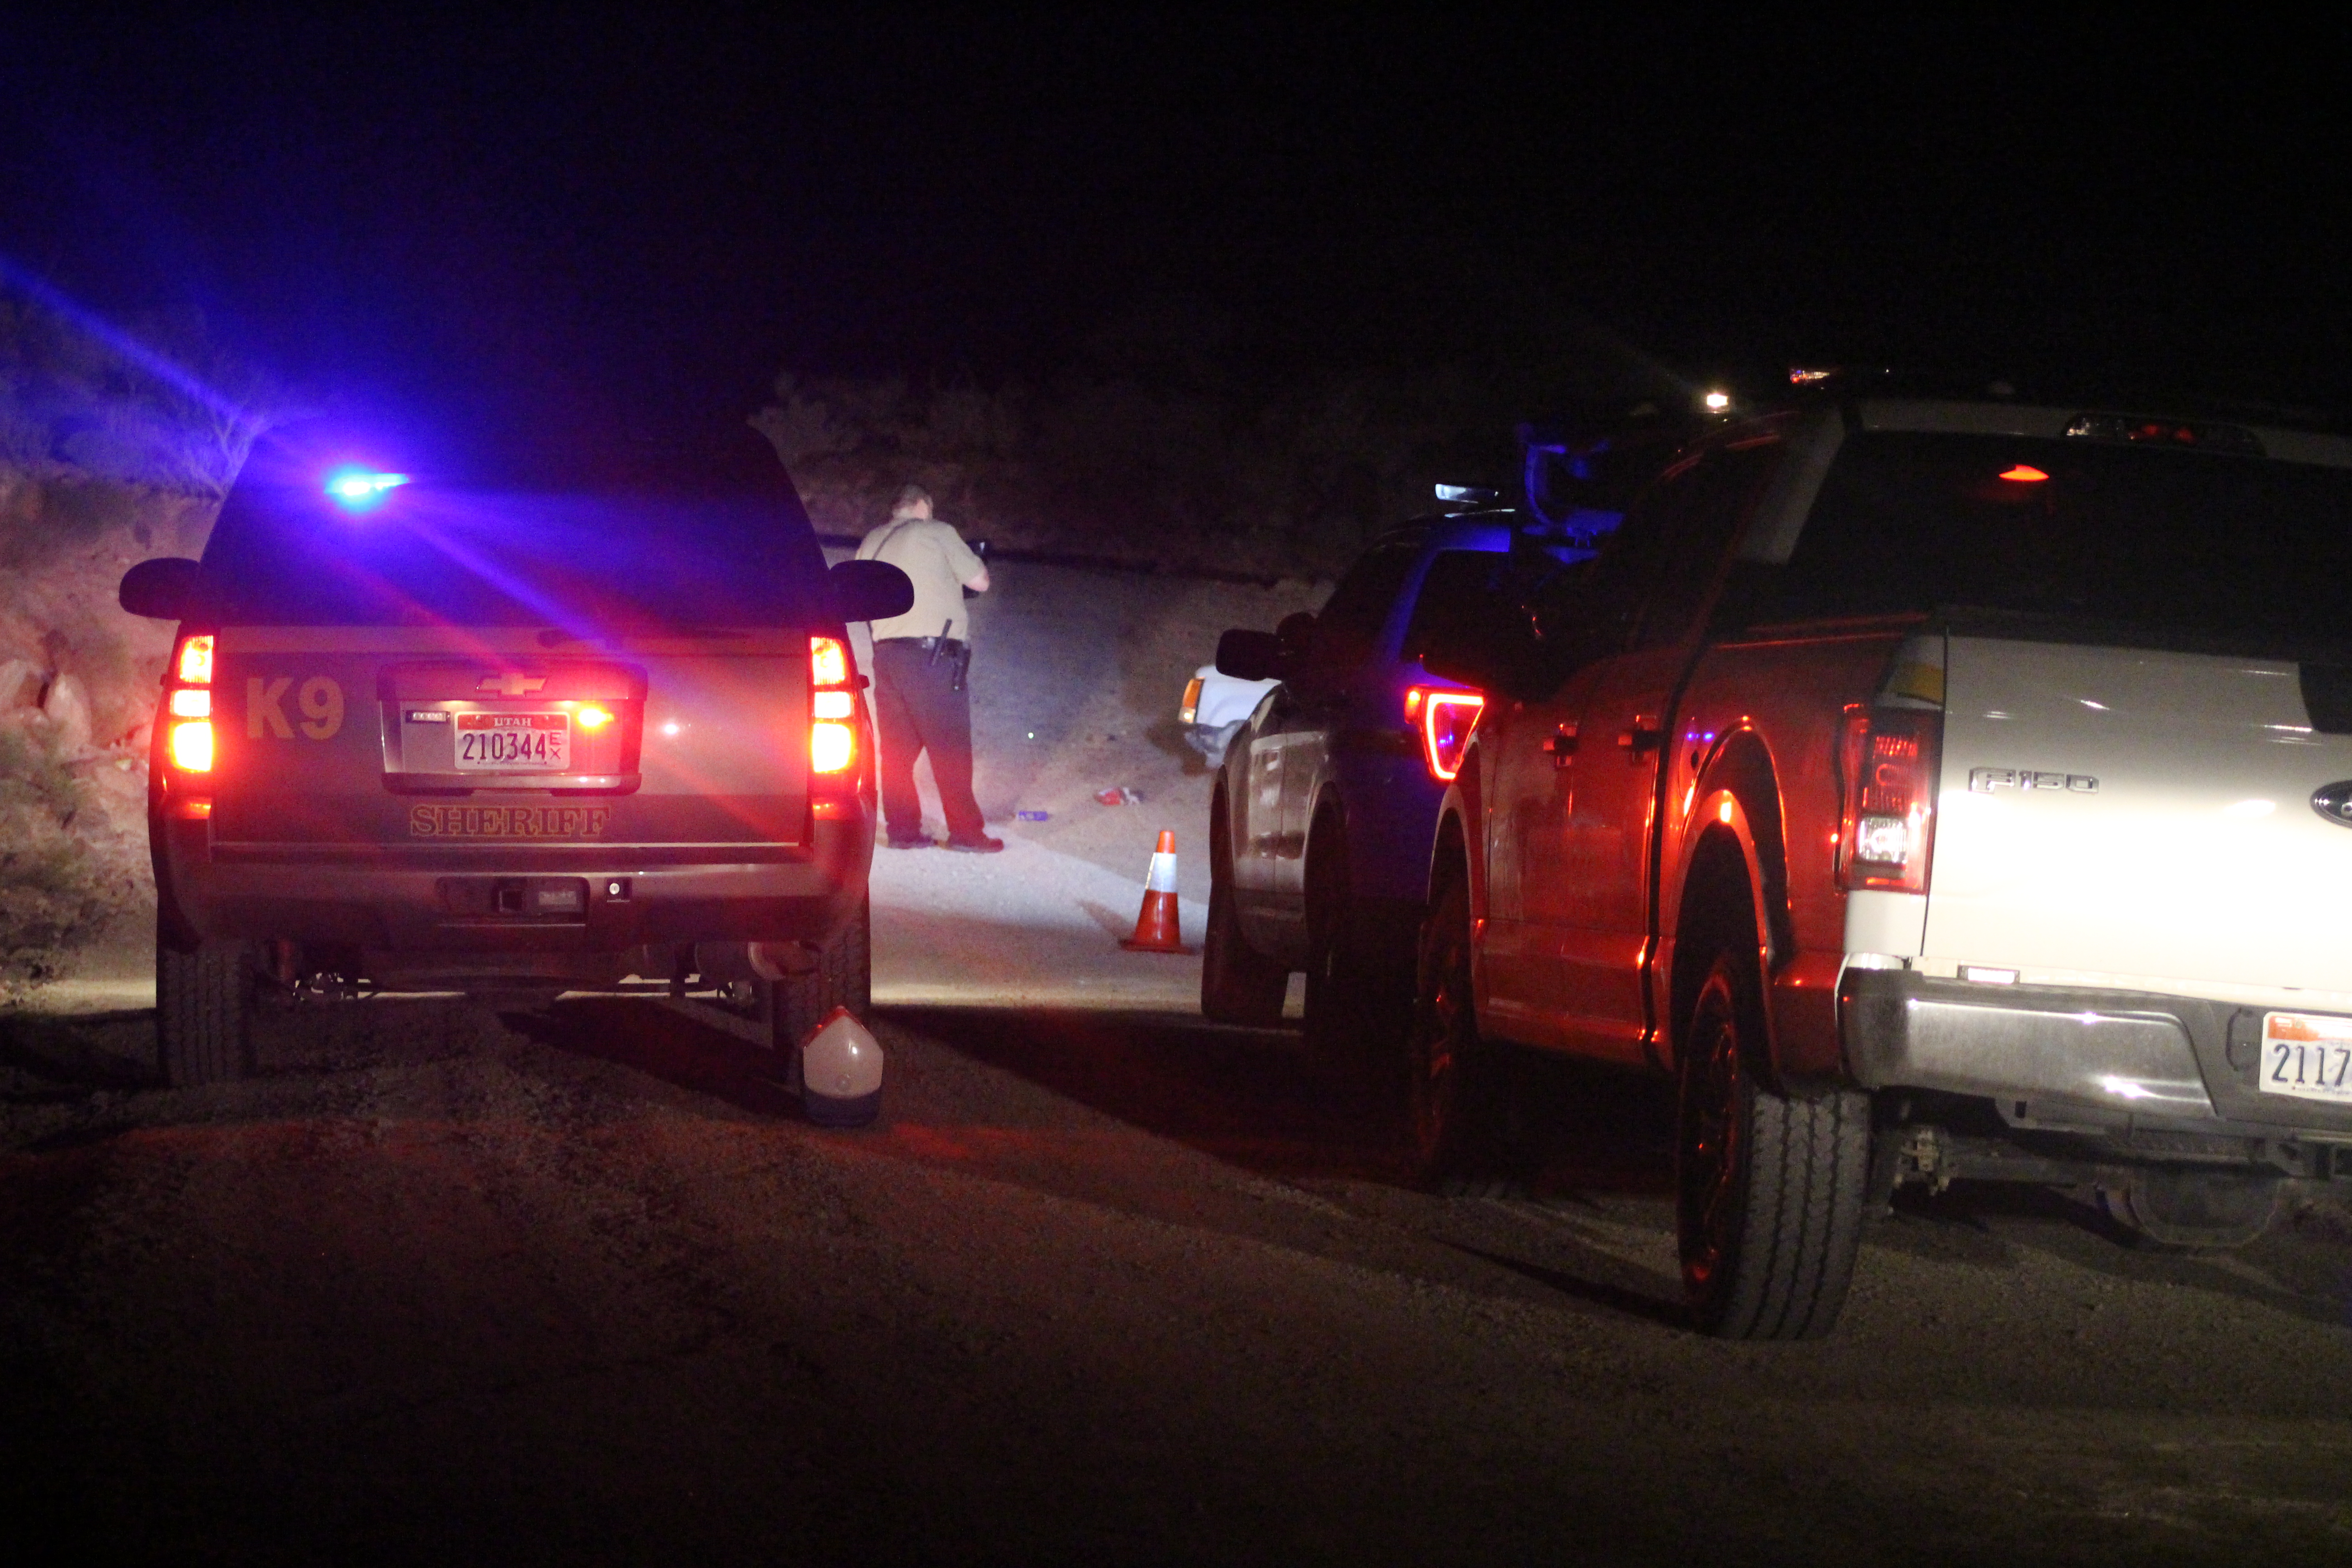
1969, 767, 2098, 794
2309, 782, 2352, 826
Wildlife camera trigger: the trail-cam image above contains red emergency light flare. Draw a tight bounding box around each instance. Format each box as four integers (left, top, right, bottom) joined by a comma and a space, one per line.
809, 636, 858, 775
166, 632, 215, 773
1420, 691, 1486, 781
1999, 465, 2049, 482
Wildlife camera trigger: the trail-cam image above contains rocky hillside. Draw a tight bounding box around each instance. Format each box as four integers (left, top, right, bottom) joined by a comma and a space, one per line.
0, 466, 216, 995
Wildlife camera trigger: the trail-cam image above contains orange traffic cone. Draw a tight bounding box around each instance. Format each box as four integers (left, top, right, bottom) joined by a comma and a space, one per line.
1120, 828, 1194, 953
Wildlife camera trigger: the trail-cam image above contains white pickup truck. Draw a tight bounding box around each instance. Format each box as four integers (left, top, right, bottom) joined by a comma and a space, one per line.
1413, 389, 2352, 1338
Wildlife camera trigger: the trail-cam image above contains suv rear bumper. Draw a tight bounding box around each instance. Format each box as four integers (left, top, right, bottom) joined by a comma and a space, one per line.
1840, 966, 2352, 1142
157, 804, 873, 956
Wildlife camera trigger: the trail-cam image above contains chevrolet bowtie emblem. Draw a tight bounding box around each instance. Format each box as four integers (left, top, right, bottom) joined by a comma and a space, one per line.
477, 672, 549, 696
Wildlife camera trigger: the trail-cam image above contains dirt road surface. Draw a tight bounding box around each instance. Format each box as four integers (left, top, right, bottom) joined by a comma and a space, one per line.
5, 562, 2351, 1564
9, 951, 2352, 1564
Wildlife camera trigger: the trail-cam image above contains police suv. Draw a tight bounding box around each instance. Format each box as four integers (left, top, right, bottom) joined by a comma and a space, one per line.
119, 421, 911, 1100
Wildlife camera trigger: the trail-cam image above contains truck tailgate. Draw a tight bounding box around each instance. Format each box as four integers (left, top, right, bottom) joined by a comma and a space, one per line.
208, 627, 810, 851
1927, 635, 2352, 991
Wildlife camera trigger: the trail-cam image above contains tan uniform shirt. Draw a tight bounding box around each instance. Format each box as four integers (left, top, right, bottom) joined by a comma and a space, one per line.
855, 516, 985, 642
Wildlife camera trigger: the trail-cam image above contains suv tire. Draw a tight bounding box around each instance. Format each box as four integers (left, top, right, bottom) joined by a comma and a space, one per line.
765, 893, 872, 1051
156, 921, 255, 1088
1202, 801, 1287, 1026
1677, 941, 1870, 1340
1301, 817, 1357, 1058
1408, 868, 1502, 1186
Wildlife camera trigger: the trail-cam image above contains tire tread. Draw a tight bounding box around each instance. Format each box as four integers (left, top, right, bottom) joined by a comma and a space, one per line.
1686, 941, 1871, 1340
155, 929, 254, 1088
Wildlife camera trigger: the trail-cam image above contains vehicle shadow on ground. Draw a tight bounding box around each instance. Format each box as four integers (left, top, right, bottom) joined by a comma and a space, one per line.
508, 997, 804, 1120
1878, 1178, 2352, 1325
883, 1003, 1407, 1182
0, 1009, 157, 1097
884, 1003, 1704, 1325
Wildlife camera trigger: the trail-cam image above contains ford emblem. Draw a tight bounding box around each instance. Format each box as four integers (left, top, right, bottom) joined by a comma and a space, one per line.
2311, 782, 2352, 826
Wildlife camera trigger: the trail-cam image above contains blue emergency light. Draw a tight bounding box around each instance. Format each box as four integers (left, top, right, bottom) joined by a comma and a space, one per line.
325, 467, 410, 510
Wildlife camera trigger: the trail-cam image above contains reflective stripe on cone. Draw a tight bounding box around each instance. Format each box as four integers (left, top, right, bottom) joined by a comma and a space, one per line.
1121, 828, 1194, 954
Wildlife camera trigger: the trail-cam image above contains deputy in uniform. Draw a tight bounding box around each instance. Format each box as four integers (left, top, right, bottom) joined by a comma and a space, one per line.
854, 485, 1002, 852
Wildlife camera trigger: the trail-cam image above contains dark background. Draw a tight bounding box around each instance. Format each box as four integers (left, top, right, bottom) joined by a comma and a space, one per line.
4, 10, 2348, 453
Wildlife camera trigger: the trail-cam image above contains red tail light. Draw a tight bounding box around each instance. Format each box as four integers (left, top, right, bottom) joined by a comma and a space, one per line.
1837, 704, 1940, 892
809, 635, 858, 777
1411, 686, 1485, 782
165, 632, 216, 774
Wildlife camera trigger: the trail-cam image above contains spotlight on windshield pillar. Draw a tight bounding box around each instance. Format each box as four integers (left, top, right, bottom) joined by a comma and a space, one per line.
324, 467, 411, 510
1703, 389, 1732, 414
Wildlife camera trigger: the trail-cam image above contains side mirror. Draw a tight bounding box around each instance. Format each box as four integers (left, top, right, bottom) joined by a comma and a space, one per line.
1215, 628, 1285, 682
119, 557, 202, 620
829, 559, 915, 622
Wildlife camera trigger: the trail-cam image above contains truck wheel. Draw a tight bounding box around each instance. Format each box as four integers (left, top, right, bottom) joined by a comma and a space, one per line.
1202, 808, 1287, 1026
1301, 819, 1358, 1059
155, 920, 256, 1088
764, 894, 872, 1051
2098, 1166, 2281, 1250
1408, 870, 1500, 1186
1677, 943, 1870, 1339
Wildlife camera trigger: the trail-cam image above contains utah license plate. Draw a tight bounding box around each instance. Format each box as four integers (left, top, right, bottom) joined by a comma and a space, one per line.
455, 712, 570, 772
2259, 1012, 2352, 1106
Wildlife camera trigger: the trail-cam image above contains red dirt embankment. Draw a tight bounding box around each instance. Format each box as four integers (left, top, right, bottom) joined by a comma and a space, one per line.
0, 467, 213, 993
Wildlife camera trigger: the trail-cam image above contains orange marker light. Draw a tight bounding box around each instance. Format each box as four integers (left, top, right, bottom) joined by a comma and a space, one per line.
575, 703, 614, 730
176, 634, 215, 685
1403, 686, 1426, 719
169, 719, 215, 772
1999, 464, 2049, 482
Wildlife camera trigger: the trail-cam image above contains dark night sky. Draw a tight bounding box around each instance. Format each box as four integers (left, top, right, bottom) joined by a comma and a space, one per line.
5, 11, 2350, 441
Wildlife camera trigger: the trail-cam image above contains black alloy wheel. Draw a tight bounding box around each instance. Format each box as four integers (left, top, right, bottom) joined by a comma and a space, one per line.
1301, 817, 1357, 1059
1675, 941, 1871, 1340
1407, 870, 1494, 1185
1676, 958, 1752, 1313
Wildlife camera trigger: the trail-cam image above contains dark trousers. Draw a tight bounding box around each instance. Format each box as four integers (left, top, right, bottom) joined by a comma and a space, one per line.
871, 640, 985, 842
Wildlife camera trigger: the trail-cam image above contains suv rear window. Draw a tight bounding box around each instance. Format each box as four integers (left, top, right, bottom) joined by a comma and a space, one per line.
202, 484, 832, 629
1311, 538, 1423, 671
1748, 431, 2352, 638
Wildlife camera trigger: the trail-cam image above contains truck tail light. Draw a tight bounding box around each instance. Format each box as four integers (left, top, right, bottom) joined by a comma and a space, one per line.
1413, 687, 1486, 782
809, 635, 858, 777
1837, 704, 1940, 893
166, 632, 215, 774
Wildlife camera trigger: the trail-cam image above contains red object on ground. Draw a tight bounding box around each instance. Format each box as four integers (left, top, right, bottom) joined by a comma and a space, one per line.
1120, 828, 1193, 953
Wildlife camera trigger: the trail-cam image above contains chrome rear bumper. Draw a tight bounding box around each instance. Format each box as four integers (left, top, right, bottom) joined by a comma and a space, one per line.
1839, 967, 2352, 1140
